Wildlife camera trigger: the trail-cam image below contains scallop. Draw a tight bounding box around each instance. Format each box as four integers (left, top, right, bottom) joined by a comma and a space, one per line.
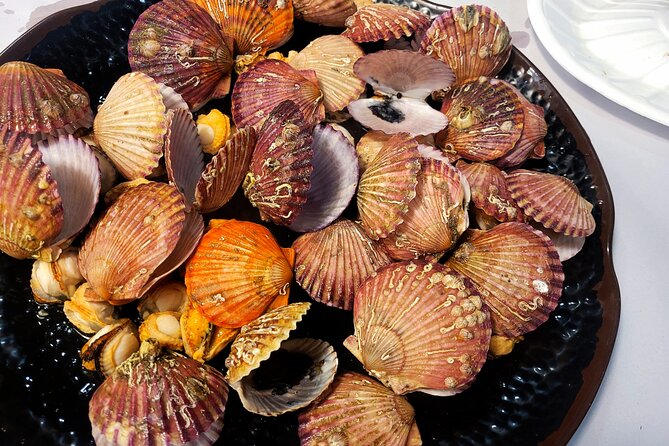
342, 4, 430, 43
80, 318, 140, 376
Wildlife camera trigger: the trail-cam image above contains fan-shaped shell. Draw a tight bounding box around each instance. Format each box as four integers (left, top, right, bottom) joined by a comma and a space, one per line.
78, 182, 186, 305
243, 101, 314, 226
505, 169, 596, 237
293, 0, 356, 27
293, 219, 391, 310
348, 95, 448, 136
437, 76, 524, 162
289, 35, 365, 113
232, 59, 324, 129
185, 219, 294, 328
128, 0, 234, 110
357, 132, 421, 240
298, 372, 419, 446
93, 72, 168, 180
342, 4, 430, 43
420, 4, 512, 84
532, 222, 586, 262
445, 222, 565, 338
344, 260, 491, 395
0, 61, 93, 138
63, 282, 116, 334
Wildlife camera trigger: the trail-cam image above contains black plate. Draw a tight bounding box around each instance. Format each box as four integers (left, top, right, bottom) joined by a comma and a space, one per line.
0, 1, 620, 445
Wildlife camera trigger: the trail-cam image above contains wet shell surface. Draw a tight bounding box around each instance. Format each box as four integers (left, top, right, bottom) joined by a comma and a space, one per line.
137, 280, 189, 319
243, 101, 314, 226
344, 260, 491, 395
445, 222, 565, 338
89, 340, 229, 446
420, 4, 512, 84
181, 303, 239, 362
93, 72, 168, 179
31, 249, 84, 303
80, 318, 140, 376
78, 182, 186, 305
342, 4, 431, 43
289, 35, 365, 113
348, 95, 448, 136
357, 132, 421, 240
0, 61, 93, 138
231, 59, 324, 129
293, 219, 392, 310
506, 169, 596, 237
185, 219, 294, 328
63, 282, 116, 334
138, 311, 184, 351
293, 0, 356, 27
128, 0, 234, 110
437, 76, 524, 162
298, 371, 419, 446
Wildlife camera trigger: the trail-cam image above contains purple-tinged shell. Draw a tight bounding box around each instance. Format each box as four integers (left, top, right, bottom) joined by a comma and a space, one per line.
294, 0, 356, 27
164, 109, 204, 211
342, 4, 430, 43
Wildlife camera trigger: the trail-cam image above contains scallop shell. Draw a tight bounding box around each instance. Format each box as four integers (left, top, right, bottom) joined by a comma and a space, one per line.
89, 340, 228, 446
185, 219, 294, 328
194, 126, 256, 213
63, 282, 116, 334
298, 372, 419, 446
382, 158, 469, 260
231, 59, 325, 128
158, 83, 190, 114
31, 249, 83, 303
445, 222, 564, 338
93, 72, 168, 179
293, 219, 392, 310
289, 35, 365, 113
0, 126, 63, 259
357, 132, 421, 240
348, 95, 448, 136
128, 0, 234, 110
342, 4, 430, 43
355, 130, 391, 173
344, 260, 491, 395
137, 280, 189, 319
293, 0, 356, 27
80, 318, 140, 376
0, 61, 93, 138
531, 222, 586, 262
505, 169, 596, 237
181, 303, 239, 362
288, 124, 358, 232
243, 101, 314, 226
78, 182, 186, 305
420, 4, 512, 84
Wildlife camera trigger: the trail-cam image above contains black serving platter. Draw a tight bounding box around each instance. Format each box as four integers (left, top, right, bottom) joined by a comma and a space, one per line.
0, 1, 620, 445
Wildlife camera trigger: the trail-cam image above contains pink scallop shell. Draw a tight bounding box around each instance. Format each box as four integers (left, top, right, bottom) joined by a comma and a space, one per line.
342, 4, 430, 43
164, 109, 204, 211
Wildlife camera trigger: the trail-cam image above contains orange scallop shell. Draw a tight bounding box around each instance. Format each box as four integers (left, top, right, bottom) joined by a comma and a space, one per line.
184, 219, 294, 328
342, 4, 430, 43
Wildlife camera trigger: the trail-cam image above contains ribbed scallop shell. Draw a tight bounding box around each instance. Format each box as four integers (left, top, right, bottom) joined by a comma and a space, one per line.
232, 338, 338, 416
420, 4, 512, 84
0, 61, 93, 138
193, 0, 294, 55
243, 101, 314, 226
345, 260, 491, 395
232, 59, 324, 128
185, 219, 294, 328
357, 133, 421, 240
383, 158, 469, 260
505, 169, 596, 237
356, 130, 391, 173
93, 72, 168, 180
293, 219, 392, 310
63, 282, 116, 334
348, 96, 448, 136
164, 109, 204, 210
0, 127, 63, 259
445, 222, 565, 338
89, 340, 229, 446
128, 0, 234, 110
342, 4, 431, 43
78, 182, 185, 305
437, 77, 524, 162
289, 35, 365, 113
456, 161, 523, 223
293, 0, 356, 27
532, 222, 586, 262
298, 372, 418, 445
195, 126, 257, 213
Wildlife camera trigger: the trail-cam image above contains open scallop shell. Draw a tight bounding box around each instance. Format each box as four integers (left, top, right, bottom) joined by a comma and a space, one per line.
298, 371, 419, 446
0, 61, 93, 139
531, 222, 586, 262
137, 280, 189, 320
80, 318, 140, 376
138, 311, 184, 351
293, 0, 356, 26
342, 4, 430, 43
128, 0, 234, 110
420, 4, 512, 85
63, 282, 116, 334
289, 35, 365, 113
185, 219, 294, 328
93, 72, 168, 180
164, 109, 204, 210
348, 95, 448, 136
181, 303, 239, 362
344, 260, 491, 395
31, 249, 83, 303
293, 219, 392, 310
357, 132, 421, 240
445, 222, 565, 338
231, 59, 324, 129
505, 169, 596, 237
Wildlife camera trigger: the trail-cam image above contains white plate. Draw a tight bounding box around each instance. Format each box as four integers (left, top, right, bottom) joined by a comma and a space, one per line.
527, 0, 669, 127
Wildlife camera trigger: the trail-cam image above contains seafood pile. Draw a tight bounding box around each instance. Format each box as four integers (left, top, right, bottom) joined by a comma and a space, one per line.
0, 1, 597, 444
